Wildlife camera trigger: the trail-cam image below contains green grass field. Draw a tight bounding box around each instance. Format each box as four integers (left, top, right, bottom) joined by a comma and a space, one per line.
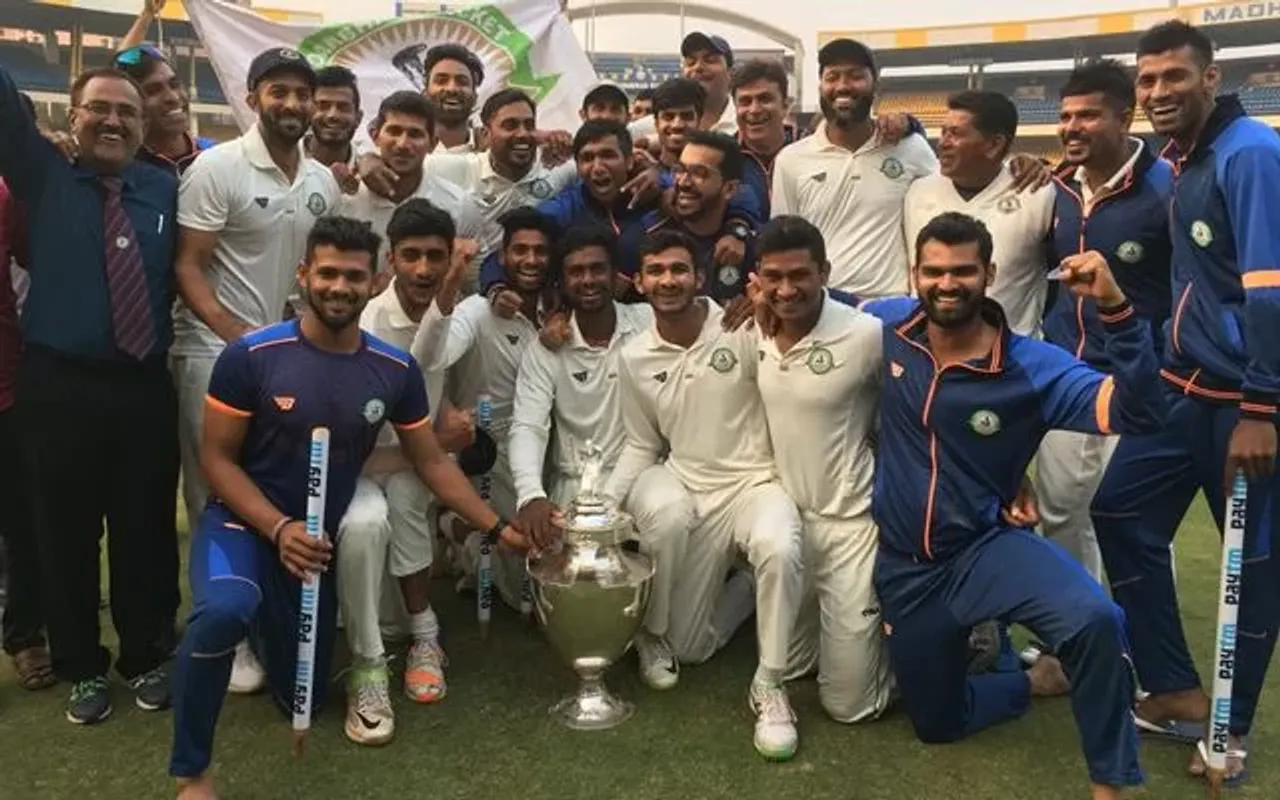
0, 498, 1273, 800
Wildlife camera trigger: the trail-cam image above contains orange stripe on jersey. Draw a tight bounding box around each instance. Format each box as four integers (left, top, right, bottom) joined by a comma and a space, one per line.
206, 395, 252, 418
248, 336, 298, 352
1242, 270, 1280, 290
1242, 401, 1278, 416
394, 415, 431, 432
1094, 376, 1115, 435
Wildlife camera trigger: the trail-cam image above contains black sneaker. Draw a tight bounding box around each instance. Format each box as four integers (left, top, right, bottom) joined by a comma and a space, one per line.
127, 667, 171, 711
66, 676, 112, 724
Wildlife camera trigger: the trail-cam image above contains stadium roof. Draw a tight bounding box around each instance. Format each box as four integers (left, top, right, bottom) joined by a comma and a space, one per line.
818, 1, 1280, 67
10, 0, 320, 42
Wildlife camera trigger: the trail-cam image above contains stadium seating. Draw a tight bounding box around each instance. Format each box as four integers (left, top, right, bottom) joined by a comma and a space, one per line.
876, 91, 949, 126
588, 52, 680, 90
0, 42, 68, 92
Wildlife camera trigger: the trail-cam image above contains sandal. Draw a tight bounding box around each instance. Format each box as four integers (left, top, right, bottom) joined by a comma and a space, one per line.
13, 646, 57, 691
1193, 738, 1250, 788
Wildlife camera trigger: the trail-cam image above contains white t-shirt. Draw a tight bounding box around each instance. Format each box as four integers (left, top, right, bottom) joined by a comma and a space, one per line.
509, 302, 654, 510
903, 165, 1055, 336
771, 122, 938, 298
422, 152, 576, 255
756, 294, 883, 519
339, 174, 486, 270
628, 97, 738, 140
174, 124, 342, 357
604, 300, 776, 502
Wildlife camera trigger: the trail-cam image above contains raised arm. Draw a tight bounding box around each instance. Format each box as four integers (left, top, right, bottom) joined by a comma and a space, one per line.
0, 64, 62, 201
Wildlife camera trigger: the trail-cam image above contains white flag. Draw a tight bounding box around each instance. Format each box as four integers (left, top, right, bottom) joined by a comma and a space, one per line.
185, 0, 600, 134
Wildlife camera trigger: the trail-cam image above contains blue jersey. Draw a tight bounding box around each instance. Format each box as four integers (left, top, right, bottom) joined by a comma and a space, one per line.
205, 320, 431, 532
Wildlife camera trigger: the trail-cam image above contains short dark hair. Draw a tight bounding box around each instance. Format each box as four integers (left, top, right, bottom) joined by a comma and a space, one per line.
730, 59, 789, 100
1137, 20, 1215, 68
481, 88, 536, 126
1060, 59, 1135, 115
305, 216, 382, 270
683, 130, 744, 181
424, 44, 485, 87
638, 229, 701, 273
70, 67, 142, 108
386, 198, 456, 250
635, 88, 655, 103
572, 120, 632, 158
373, 90, 435, 135
498, 207, 559, 252
757, 215, 826, 267
914, 212, 994, 266
315, 65, 360, 109
651, 77, 705, 118
947, 91, 1018, 150
559, 224, 619, 268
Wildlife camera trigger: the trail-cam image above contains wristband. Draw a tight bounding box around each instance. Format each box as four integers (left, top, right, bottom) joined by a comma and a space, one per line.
269, 516, 293, 546
483, 517, 508, 545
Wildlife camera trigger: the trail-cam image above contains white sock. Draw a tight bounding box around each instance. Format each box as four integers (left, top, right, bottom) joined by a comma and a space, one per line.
409, 607, 439, 644
711, 569, 756, 650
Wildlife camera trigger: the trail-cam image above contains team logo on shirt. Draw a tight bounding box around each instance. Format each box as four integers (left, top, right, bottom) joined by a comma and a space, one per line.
529, 178, 553, 199
1116, 241, 1144, 263
1191, 220, 1214, 248
710, 348, 737, 373
890, 361, 905, 378
362, 398, 386, 425
572, 370, 588, 383
718, 266, 740, 287
968, 409, 1002, 436
880, 157, 904, 179
997, 195, 1021, 214
307, 192, 328, 216
806, 346, 834, 375
273, 396, 296, 411
653, 370, 668, 383
505, 333, 520, 345
254, 196, 269, 208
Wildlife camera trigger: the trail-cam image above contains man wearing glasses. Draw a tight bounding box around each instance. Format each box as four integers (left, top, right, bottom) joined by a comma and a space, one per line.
0, 62, 180, 725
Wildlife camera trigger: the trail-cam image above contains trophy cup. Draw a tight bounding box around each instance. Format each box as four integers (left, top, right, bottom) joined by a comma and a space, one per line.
527, 441, 654, 730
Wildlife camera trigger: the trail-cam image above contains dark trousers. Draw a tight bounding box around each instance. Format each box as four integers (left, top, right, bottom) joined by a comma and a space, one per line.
0, 404, 45, 655
17, 346, 180, 682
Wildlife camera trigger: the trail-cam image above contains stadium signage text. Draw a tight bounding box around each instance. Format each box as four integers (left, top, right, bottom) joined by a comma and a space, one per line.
1200, 1, 1280, 24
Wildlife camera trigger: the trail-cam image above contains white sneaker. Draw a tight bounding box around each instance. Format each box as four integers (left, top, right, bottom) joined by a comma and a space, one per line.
344, 663, 395, 746
636, 632, 679, 690
748, 681, 798, 761
227, 640, 265, 695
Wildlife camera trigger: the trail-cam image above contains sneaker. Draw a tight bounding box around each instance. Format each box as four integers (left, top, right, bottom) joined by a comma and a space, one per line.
66, 676, 112, 724
748, 681, 798, 761
127, 667, 171, 711
636, 632, 679, 690
344, 664, 394, 746
228, 640, 265, 695
404, 639, 447, 704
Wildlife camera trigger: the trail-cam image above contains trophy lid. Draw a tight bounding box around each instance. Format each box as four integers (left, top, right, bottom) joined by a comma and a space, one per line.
563, 440, 631, 536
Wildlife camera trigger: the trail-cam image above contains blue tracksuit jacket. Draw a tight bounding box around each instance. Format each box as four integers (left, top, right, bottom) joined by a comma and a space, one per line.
1162, 94, 1280, 420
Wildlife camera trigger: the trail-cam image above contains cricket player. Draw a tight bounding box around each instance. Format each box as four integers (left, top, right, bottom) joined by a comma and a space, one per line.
866, 212, 1167, 800
603, 229, 805, 762
748, 216, 892, 724
1092, 21, 1280, 787
411, 207, 559, 609
169, 215, 521, 800
173, 48, 342, 694
1037, 59, 1173, 582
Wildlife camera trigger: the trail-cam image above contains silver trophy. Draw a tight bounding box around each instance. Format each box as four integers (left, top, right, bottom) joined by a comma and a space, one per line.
527, 441, 654, 730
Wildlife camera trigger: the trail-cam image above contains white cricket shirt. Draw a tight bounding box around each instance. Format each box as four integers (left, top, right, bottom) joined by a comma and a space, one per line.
339, 175, 486, 270
771, 122, 938, 298
173, 124, 341, 357
509, 302, 654, 510
604, 300, 776, 502
756, 293, 883, 519
360, 280, 445, 418
903, 164, 1055, 336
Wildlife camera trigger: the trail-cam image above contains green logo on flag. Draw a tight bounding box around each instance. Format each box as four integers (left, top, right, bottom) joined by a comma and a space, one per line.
297, 5, 561, 101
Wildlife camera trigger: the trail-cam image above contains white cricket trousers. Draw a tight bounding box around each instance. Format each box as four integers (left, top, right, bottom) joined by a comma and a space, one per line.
786, 513, 894, 722
171, 354, 219, 526
336, 473, 436, 661
1033, 429, 1119, 583
626, 466, 803, 674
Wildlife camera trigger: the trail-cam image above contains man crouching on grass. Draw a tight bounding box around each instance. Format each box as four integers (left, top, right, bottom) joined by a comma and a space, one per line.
168, 216, 525, 800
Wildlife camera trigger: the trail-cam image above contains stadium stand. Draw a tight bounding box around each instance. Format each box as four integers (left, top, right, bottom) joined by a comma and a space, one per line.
0, 41, 66, 92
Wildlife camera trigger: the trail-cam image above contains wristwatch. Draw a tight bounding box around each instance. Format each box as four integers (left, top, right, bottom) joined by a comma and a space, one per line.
483, 517, 509, 544
727, 221, 752, 241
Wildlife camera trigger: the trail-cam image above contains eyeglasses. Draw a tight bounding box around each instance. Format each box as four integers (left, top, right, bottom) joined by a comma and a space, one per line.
114, 44, 167, 68
77, 101, 142, 122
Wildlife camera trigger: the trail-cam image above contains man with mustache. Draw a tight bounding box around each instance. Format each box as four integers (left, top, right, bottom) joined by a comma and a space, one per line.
0, 63, 179, 724
168, 215, 522, 800
904, 91, 1055, 338
863, 212, 1166, 800
603, 228, 804, 761
173, 48, 342, 697
411, 208, 560, 612
1091, 21, 1280, 787
341, 91, 485, 280
305, 66, 362, 190
1034, 60, 1173, 584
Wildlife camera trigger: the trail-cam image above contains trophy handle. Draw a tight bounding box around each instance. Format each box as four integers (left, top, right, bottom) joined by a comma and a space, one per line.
527, 557, 553, 618
621, 585, 645, 619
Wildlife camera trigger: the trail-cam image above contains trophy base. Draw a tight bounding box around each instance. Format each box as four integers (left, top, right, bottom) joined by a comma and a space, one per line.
549, 681, 635, 731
